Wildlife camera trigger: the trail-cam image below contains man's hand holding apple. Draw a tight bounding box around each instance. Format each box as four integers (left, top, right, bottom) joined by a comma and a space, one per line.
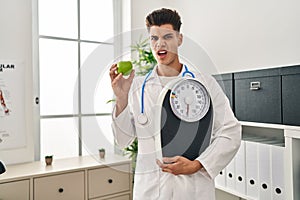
109, 61, 134, 116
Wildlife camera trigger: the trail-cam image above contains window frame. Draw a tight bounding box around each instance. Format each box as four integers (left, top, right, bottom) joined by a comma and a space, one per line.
33, 0, 122, 160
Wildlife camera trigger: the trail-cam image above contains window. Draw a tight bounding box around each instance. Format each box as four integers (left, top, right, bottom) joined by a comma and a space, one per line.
38, 0, 117, 160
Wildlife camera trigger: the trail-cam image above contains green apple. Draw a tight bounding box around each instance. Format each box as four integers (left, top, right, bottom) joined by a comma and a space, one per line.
117, 61, 133, 76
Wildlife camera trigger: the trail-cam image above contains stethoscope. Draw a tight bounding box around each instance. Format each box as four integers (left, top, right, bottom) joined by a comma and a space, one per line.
137, 65, 195, 125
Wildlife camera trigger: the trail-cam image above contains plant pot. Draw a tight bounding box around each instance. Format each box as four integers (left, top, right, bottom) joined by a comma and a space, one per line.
99, 151, 105, 159
45, 157, 53, 165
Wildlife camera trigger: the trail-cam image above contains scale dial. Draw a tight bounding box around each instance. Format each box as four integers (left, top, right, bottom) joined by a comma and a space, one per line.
169, 78, 210, 122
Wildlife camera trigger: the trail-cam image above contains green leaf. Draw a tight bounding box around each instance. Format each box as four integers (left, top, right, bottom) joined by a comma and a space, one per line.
106, 99, 116, 104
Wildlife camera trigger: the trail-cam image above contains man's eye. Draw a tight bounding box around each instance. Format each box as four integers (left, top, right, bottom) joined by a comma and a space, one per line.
151, 36, 158, 41
164, 35, 173, 39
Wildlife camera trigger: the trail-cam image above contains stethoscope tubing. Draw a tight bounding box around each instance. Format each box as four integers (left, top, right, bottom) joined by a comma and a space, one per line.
141, 70, 153, 114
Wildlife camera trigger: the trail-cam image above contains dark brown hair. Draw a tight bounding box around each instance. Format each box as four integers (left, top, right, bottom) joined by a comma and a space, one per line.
146, 8, 182, 32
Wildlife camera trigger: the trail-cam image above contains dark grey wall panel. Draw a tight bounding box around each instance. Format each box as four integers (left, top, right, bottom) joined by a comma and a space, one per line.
234, 73, 281, 124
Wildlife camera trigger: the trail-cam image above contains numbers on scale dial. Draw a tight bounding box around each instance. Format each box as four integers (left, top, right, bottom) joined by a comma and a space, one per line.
170, 79, 210, 122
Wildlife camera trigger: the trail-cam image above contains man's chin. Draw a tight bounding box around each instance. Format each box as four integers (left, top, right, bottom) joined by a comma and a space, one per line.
157, 59, 170, 66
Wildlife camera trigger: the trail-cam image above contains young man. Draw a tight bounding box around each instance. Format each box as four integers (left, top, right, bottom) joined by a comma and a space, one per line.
110, 8, 241, 200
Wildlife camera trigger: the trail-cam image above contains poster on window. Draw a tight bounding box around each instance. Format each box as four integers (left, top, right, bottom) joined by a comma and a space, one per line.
0, 60, 26, 150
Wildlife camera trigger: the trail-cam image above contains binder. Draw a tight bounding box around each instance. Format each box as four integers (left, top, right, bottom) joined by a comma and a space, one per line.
225, 154, 236, 190
271, 143, 285, 200
245, 140, 259, 199
258, 142, 272, 199
215, 168, 226, 188
235, 140, 246, 195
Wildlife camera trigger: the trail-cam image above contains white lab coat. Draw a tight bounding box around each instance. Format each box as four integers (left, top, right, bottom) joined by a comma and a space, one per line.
112, 65, 241, 200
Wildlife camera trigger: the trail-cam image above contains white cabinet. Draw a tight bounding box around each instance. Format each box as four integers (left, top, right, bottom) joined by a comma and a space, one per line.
284, 129, 300, 200
216, 122, 300, 200
88, 164, 130, 199
34, 171, 84, 200
108, 195, 130, 200
93, 194, 130, 200
0, 155, 131, 200
0, 179, 30, 200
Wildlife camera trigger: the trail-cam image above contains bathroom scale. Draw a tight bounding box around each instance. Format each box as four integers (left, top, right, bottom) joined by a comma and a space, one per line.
156, 78, 213, 160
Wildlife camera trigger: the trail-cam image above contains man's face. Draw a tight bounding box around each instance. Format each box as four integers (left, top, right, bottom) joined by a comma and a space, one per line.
149, 24, 182, 66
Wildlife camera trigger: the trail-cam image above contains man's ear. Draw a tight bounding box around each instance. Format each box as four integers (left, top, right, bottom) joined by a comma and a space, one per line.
178, 33, 183, 46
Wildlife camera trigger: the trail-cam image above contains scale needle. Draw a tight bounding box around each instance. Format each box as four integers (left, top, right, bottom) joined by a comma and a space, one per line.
186, 104, 189, 116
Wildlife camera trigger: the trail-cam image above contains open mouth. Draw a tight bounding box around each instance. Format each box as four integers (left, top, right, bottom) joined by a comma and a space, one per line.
157, 50, 167, 56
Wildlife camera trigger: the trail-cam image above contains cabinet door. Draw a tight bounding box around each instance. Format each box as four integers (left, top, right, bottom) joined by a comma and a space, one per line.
216, 79, 233, 109
34, 171, 84, 200
0, 180, 30, 200
88, 164, 130, 199
93, 194, 130, 200
108, 194, 130, 200
213, 74, 234, 109
235, 76, 281, 124
282, 74, 300, 126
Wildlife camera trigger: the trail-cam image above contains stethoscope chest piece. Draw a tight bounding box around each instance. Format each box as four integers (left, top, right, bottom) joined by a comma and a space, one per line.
137, 113, 148, 125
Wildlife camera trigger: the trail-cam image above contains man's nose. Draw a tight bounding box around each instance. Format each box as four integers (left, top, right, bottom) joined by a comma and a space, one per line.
156, 38, 166, 48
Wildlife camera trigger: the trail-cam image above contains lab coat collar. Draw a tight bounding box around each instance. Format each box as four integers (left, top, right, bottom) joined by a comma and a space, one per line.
146, 64, 188, 81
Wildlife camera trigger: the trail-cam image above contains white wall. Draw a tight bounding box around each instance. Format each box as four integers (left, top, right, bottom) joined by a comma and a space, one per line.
131, 0, 300, 73
0, 0, 35, 164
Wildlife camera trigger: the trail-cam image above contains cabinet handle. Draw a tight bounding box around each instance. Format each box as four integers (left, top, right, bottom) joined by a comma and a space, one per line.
58, 188, 64, 193
108, 179, 113, 184
250, 81, 261, 90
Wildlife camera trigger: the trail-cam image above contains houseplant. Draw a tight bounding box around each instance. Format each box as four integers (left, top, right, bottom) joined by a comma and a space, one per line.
124, 139, 138, 172
131, 36, 157, 76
